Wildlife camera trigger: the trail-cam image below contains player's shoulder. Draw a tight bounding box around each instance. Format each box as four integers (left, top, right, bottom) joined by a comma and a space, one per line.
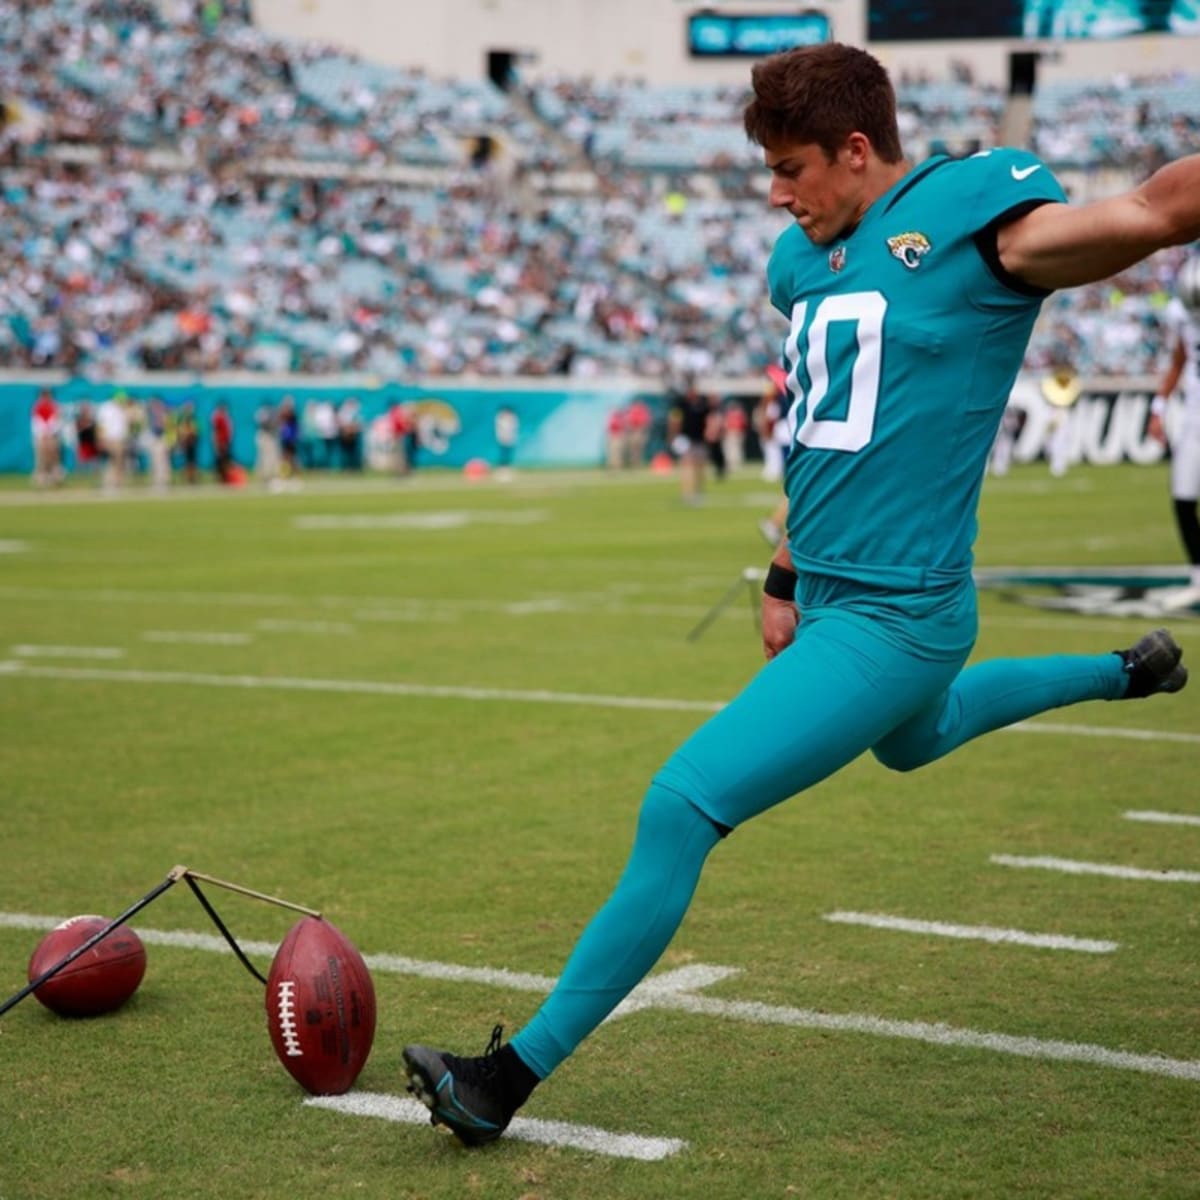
936, 148, 1064, 203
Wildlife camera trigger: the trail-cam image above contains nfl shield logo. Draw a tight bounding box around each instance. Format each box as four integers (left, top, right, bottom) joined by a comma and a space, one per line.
828, 245, 846, 273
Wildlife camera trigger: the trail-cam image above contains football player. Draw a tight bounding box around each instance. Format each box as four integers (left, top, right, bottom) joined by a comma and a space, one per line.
1149, 254, 1200, 610
403, 43, 1198, 1145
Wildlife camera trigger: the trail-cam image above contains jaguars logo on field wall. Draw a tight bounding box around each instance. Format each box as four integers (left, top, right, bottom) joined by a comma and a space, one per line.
887, 232, 932, 270
411, 399, 461, 454
975, 566, 1200, 619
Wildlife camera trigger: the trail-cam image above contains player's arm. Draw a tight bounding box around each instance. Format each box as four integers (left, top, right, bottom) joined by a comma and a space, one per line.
1149, 334, 1188, 445
997, 154, 1200, 291
762, 542, 800, 660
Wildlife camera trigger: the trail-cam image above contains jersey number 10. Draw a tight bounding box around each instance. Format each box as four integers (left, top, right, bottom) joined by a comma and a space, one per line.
783, 291, 886, 453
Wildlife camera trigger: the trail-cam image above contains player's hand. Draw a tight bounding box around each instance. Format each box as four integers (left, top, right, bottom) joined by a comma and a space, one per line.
762, 596, 799, 659
1148, 413, 1167, 446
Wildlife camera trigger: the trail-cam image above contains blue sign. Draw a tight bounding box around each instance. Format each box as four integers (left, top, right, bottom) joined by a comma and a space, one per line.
688, 11, 832, 56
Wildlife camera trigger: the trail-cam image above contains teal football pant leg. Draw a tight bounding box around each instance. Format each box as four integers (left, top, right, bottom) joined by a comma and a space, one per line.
512, 612, 966, 1078
510, 783, 721, 1079
872, 652, 1127, 772
656, 610, 969, 829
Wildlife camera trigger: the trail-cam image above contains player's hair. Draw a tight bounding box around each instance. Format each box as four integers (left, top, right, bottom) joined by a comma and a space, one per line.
743, 43, 904, 164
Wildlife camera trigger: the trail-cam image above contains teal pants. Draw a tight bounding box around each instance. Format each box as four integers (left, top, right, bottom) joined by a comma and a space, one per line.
511, 581, 1128, 1078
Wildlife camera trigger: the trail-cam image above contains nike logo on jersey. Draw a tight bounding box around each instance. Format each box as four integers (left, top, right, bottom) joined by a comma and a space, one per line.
1011, 164, 1042, 181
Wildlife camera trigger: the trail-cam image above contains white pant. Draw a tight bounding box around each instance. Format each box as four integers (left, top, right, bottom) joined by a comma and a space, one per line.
1171, 419, 1200, 501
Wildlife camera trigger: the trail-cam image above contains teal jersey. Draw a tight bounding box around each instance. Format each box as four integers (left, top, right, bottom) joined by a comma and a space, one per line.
767, 149, 1066, 590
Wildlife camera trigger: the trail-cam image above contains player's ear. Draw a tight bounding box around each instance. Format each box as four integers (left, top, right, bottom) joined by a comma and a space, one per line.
841, 132, 872, 170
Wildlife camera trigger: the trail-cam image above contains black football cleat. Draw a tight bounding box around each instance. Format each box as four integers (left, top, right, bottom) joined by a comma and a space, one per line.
403, 1025, 532, 1148
1115, 628, 1188, 698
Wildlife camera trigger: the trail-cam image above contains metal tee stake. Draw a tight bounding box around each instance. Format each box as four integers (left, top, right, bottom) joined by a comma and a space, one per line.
0, 865, 322, 1017
0, 866, 186, 1019
687, 566, 765, 643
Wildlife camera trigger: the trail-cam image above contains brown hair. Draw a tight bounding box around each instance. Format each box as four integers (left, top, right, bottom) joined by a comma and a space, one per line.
743, 43, 904, 164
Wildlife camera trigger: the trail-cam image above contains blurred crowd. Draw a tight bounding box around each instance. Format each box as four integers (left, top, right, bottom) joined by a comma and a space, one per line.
1, 0, 1197, 383
26, 386, 396, 491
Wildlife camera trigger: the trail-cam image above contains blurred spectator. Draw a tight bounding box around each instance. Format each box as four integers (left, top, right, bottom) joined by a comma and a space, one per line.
255, 398, 281, 486
30, 387, 63, 488
96, 392, 130, 491
494, 404, 519, 481
338, 396, 363, 470
211, 399, 235, 482
144, 396, 171, 491
388, 401, 412, 475
722, 399, 748, 472
605, 405, 628, 470
667, 376, 710, 506
174, 401, 200, 484
704, 394, 726, 482
278, 395, 300, 478
74, 401, 99, 478
625, 397, 652, 468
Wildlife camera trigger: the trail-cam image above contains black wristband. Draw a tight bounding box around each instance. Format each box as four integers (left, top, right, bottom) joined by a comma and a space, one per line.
763, 562, 798, 601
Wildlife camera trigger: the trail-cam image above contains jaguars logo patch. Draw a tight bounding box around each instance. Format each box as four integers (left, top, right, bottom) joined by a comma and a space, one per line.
887, 232, 931, 270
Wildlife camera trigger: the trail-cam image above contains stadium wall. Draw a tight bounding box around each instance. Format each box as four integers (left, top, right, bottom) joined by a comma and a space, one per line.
251, 0, 1200, 86
0, 374, 1171, 475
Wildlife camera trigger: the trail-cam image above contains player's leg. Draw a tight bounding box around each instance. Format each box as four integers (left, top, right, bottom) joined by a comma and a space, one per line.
872, 630, 1187, 773
1164, 425, 1200, 606
402, 609, 969, 1144
512, 612, 969, 1069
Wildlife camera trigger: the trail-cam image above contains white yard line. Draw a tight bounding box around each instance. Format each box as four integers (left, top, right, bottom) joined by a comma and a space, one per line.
142, 631, 253, 645
991, 854, 1200, 884
255, 619, 356, 636
823, 911, 1117, 953
10, 644, 126, 659
1005, 721, 1200, 746
1124, 810, 1200, 828
0, 662, 723, 714
3, 660, 1196, 745
1, 662, 1196, 748
2, 912, 1198, 1083
304, 1092, 686, 1161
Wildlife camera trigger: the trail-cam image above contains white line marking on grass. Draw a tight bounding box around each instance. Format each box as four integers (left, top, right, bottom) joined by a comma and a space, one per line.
304, 1092, 687, 1160
3, 913, 1199, 1082
255, 619, 356, 636
3, 661, 1196, 745
652, 992, 1200, 1081
0, 540, 28, 553
1006, 721, 1200, 746
991, 854, 1200, 884
0, 663, 723, 713
142, 631, 253, 645
293, 510, 547, 531
10, 644, 126, 659
1124, 810, 1200, 828
606, 965, 742, 1020
823, 911, 1117, 953
2, 657, 1190, 748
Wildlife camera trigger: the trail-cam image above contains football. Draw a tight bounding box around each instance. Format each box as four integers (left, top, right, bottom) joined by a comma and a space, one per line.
27, 915, 147, 1018
265, 916, 376, 1095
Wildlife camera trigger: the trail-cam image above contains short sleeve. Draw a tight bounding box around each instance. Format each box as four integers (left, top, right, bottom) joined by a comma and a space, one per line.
959, 148, 1067, 233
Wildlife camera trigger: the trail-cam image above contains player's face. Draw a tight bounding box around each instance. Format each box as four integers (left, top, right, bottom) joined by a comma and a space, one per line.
763, 139, 864, 245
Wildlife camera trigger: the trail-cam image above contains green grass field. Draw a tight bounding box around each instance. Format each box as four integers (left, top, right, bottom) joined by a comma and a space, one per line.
1, 462, 1198, 1200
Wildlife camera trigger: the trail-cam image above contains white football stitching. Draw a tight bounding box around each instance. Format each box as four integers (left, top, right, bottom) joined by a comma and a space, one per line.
275, 979, 303, 1057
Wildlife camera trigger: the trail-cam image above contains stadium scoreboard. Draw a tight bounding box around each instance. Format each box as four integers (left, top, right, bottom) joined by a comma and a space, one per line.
687, 9, 832, 56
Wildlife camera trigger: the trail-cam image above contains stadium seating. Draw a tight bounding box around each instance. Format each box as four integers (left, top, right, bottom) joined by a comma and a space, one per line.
1, 0, 1196, 380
